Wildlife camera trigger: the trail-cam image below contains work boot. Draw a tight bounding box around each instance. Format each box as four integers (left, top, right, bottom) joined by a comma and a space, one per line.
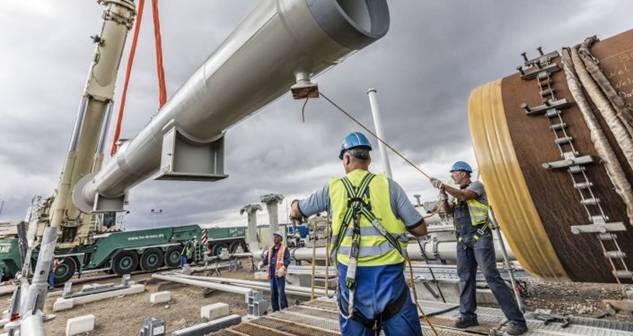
454, 317, 479, 329
502, 322, 528, 335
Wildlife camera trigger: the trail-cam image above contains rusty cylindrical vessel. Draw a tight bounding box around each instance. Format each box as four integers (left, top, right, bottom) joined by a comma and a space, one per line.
469, 29, 633, 283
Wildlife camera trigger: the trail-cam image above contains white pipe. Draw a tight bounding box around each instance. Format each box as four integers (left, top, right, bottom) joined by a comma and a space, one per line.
157, 273, 321, 298
75, 0, 390, 212
152, 273, 253, 299
174, 274, 326, 296
290, 239, 514, 263
367, 88, 393, 179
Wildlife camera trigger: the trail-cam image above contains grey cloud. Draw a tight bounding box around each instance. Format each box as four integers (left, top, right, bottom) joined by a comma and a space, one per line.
1, 0, 633, 228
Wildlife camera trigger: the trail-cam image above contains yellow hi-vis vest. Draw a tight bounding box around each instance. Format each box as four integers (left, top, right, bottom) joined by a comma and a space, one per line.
452, 197, 490, 226
328, 169, 408, 267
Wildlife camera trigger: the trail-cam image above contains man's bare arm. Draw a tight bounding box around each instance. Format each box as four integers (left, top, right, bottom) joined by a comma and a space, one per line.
407, 219, 427, 237
442, 184, 478, 202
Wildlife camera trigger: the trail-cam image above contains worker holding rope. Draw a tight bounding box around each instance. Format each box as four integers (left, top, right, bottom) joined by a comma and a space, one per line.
290, 132, 428, 336
431, 162, 527, 335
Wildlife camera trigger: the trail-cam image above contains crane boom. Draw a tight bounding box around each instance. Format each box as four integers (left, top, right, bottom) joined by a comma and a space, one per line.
50, 0, 136, 248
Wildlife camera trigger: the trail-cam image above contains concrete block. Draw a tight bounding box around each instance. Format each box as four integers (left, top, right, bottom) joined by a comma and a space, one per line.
53, 298, 75, 311
200, 302, 229, 320
150, 291, 171, 304
66, 314, 95, 336
253, 271, 268, 280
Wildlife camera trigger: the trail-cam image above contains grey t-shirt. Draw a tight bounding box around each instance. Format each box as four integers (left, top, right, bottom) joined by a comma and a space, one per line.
298, 177, 423, 228
467, 181, 487, 203
453, 181, 488, 236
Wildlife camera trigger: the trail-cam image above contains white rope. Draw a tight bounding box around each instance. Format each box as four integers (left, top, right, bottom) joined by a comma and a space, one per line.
579, 37, 633, 137
571, 47, 633, 171
561, 48, 633, 227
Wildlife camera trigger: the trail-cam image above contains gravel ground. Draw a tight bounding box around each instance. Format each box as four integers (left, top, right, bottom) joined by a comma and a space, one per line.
521, 278, 632, 321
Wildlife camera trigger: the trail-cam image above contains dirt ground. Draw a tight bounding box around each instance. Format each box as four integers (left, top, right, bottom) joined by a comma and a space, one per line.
0, 259, 307, 336
0, 262, 630, 335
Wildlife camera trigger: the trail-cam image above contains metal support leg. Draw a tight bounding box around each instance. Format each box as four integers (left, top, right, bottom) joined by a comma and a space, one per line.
489, 210, 525, 312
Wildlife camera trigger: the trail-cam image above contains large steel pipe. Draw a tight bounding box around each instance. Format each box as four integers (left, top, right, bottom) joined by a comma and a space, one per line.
74, 0, 390, 212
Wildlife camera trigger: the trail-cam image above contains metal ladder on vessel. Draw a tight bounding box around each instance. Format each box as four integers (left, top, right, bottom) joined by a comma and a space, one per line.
517, 48, 632, 283
310, 223, 332, 299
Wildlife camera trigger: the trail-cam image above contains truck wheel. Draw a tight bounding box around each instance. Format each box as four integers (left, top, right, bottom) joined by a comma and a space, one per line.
53, 257, 77, 285
164, 247, 181, 268
140, 248, 164, 271
212, 243, 229, 256
112, 251, 139, 275
229, 240, 245, 253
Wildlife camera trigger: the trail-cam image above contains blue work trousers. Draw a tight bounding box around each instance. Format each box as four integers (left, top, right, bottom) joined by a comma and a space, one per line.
337, 263, 422, 336
456, 233, 526, 326
270, 276, 288, 312
47, 271, 55, 289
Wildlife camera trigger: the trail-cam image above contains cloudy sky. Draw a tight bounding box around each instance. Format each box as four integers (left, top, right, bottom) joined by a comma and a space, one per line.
1, 1, 632, 229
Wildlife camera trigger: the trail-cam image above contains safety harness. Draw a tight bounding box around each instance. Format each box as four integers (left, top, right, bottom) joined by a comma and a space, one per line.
329, 173, 408, 334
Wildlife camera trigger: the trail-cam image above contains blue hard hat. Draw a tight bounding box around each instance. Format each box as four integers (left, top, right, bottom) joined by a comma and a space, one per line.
339, 132, 372, 160
450, 161, 473, 173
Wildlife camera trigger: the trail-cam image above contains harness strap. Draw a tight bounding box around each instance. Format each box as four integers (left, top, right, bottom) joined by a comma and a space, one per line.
360, 207, 407, 257
330, 173, 376, 263
331, 227, 409, 242
338, 285, 409, 330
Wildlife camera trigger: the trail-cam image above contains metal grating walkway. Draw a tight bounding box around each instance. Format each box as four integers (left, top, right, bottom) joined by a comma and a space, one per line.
211, 297, 633, 336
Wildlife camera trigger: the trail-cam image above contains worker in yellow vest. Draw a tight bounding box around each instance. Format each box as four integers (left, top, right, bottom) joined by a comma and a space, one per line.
261, 231, 290, 311
290, 132, 428, 336
431, 162, 527, 335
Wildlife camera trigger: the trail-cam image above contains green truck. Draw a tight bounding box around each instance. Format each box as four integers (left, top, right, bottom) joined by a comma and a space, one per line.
0, 224, 247, 285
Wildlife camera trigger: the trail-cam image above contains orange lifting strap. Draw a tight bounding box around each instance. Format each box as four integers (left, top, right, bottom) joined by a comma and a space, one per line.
110, 0, 167, 156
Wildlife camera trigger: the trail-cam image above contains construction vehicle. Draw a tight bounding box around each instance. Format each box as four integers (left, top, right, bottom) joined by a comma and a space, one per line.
10, 0, 384, 333
0, 221, 23, 281
0, 219, 247, 284
0, 0, 236, 288
286, 223, 309, 248
0, 195, 248, 283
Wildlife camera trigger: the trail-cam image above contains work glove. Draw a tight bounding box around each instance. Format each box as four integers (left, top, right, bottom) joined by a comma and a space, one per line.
438, 190, 448, 202
430, 177, 444, 189
275, 266, 286, 277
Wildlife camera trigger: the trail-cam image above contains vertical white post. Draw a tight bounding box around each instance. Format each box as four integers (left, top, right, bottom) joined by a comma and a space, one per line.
367, 88, 393, 179
260, 194, 284, 242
